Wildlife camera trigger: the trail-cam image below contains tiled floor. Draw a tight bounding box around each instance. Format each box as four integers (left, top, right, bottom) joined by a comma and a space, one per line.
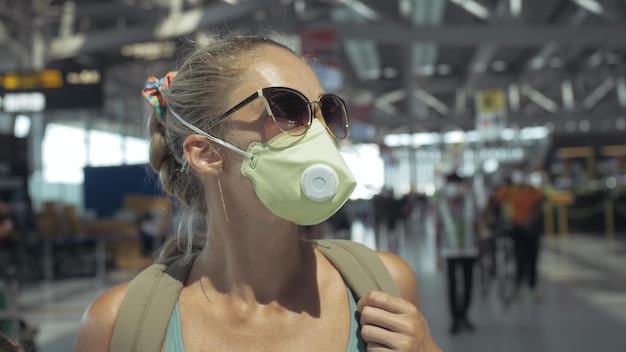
6, 212, 626, 352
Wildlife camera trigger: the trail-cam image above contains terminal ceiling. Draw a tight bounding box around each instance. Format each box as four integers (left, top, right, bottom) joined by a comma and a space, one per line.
1, 0, 625, 143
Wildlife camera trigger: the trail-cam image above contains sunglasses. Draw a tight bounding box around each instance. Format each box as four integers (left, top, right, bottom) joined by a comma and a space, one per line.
206, 87, 349, 139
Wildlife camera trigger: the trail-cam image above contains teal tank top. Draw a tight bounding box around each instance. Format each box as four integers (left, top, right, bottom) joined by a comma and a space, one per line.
164, 287, 366, 351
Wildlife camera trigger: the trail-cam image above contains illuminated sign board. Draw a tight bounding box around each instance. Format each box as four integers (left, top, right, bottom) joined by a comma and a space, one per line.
0, 68, 103, 112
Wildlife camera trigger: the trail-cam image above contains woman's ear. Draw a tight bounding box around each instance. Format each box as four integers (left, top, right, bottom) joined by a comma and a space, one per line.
183, 134, 224, 176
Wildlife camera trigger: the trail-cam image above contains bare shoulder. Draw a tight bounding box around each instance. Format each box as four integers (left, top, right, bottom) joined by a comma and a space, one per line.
74, 282, 129, 352
375, 251, 421, 308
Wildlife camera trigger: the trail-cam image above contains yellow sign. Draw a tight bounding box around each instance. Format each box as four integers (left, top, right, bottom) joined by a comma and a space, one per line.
0, 69, 64, 90
476, 89, 505, 114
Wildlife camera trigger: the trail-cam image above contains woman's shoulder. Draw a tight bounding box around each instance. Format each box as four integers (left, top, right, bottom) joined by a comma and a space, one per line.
374, 251, 421, 308
74, 282, 130, 352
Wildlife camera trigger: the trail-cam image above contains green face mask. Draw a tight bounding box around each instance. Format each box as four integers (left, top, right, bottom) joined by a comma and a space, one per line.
169, 109, 356, 226
241, 120, 357, 225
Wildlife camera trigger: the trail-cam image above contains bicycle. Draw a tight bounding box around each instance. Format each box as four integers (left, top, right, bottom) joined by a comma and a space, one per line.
477, 236, 495, 297
493, 231, 517, 306
477, 229, 517, 306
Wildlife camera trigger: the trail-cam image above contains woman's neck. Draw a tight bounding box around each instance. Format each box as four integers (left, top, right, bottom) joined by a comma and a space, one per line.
194, 222, 314, 305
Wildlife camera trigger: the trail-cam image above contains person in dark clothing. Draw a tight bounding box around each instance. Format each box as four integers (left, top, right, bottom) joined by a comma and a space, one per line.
0, 199, 17, 279
495, 168, 544, 300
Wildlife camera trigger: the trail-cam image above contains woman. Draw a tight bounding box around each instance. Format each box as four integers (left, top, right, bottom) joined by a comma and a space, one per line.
75, 33, 439, 351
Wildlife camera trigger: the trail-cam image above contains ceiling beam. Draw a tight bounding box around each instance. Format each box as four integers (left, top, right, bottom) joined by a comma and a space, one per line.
392, 109, 626, 134
569, 0, 624, 24
0, 21, 29, 66
48, 18, 626, 61
461, 0, 512, 90
326, 23, 626, 46
412, 73, 517, 94
448, 0, 491, 20
48, 0, 276, 60
520, 84, 560, 113
581, 76, 616, 109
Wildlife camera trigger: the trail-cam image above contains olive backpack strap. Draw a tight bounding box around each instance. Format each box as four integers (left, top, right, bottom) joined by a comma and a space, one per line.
315, 239, 401, 299
109, 254, 197, 352
109, 241, 396, 351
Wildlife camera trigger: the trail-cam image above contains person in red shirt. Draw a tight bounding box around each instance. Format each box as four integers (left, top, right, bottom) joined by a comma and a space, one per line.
495, 167, 544, 300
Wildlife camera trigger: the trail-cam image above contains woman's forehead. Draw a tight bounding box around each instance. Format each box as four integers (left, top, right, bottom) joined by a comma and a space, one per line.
236, 47, 323, 100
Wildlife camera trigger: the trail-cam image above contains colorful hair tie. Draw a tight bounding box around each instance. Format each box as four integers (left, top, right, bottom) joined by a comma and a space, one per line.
141, 71, 178, 126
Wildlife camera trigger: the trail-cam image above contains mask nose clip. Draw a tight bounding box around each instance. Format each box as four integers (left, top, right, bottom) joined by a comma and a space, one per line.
301, 164, 339, 202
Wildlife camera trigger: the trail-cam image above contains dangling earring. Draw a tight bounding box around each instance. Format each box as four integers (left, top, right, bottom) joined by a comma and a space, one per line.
218, 178, 229, 222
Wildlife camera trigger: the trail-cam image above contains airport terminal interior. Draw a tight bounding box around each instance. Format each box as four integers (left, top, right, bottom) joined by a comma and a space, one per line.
1, 0, 625, 351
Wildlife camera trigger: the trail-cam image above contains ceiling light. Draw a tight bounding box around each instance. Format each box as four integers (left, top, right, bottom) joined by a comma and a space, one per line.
529, 57, 544, 70
491, 60, 507, 72
384, 133, 411, 147
500, 128, 515, 141
510, 0, 522, 17
450, 0, 490, 19
335, 0, 380, 21
579, 119, 590, 132
443, 130, 465, 144
473, 62, 487, 73
411, 133, 440, 146
571, 0, 604, 15
120, 41, 176, 60
382, 67, 399, 79
437, 64, 452, 75
399, 0, 412, 18
483, 159, 499, 173
415, 65, 435, 76
14, 114, 31, 138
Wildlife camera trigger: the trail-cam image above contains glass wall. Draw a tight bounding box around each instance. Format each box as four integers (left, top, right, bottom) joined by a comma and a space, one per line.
29, 123, 149, 210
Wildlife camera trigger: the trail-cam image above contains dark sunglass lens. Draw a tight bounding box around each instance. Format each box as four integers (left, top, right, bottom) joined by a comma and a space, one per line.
320, 95, 348, 139
268, 90, 309, 132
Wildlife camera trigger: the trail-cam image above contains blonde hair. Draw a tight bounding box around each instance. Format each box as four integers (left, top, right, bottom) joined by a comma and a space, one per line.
147, 32, 296, 262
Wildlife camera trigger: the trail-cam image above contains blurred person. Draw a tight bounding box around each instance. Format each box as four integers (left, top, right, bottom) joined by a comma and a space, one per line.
75, 32, 439, 351
0, 200, 37, 352
8, 192, 36, 238
1, 199, 17, 337
137, 207, 167, 256
0, 199, 14, 240
328, 204, 352, 240
398, 190, 416, 238
372, 188, 392, 249
355, 198, 373, 227
435, 173, 480, 335
0, 199, 17, 279
495, 166, 544, 301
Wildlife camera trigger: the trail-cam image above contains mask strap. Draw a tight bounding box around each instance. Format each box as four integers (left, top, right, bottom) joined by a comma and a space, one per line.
169, 109, 253, 159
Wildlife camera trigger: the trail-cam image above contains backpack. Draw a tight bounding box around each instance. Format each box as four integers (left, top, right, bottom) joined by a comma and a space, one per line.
110, 239, 400, 352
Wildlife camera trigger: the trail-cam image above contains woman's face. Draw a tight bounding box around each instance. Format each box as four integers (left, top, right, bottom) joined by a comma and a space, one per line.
215, 45, 327, 220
